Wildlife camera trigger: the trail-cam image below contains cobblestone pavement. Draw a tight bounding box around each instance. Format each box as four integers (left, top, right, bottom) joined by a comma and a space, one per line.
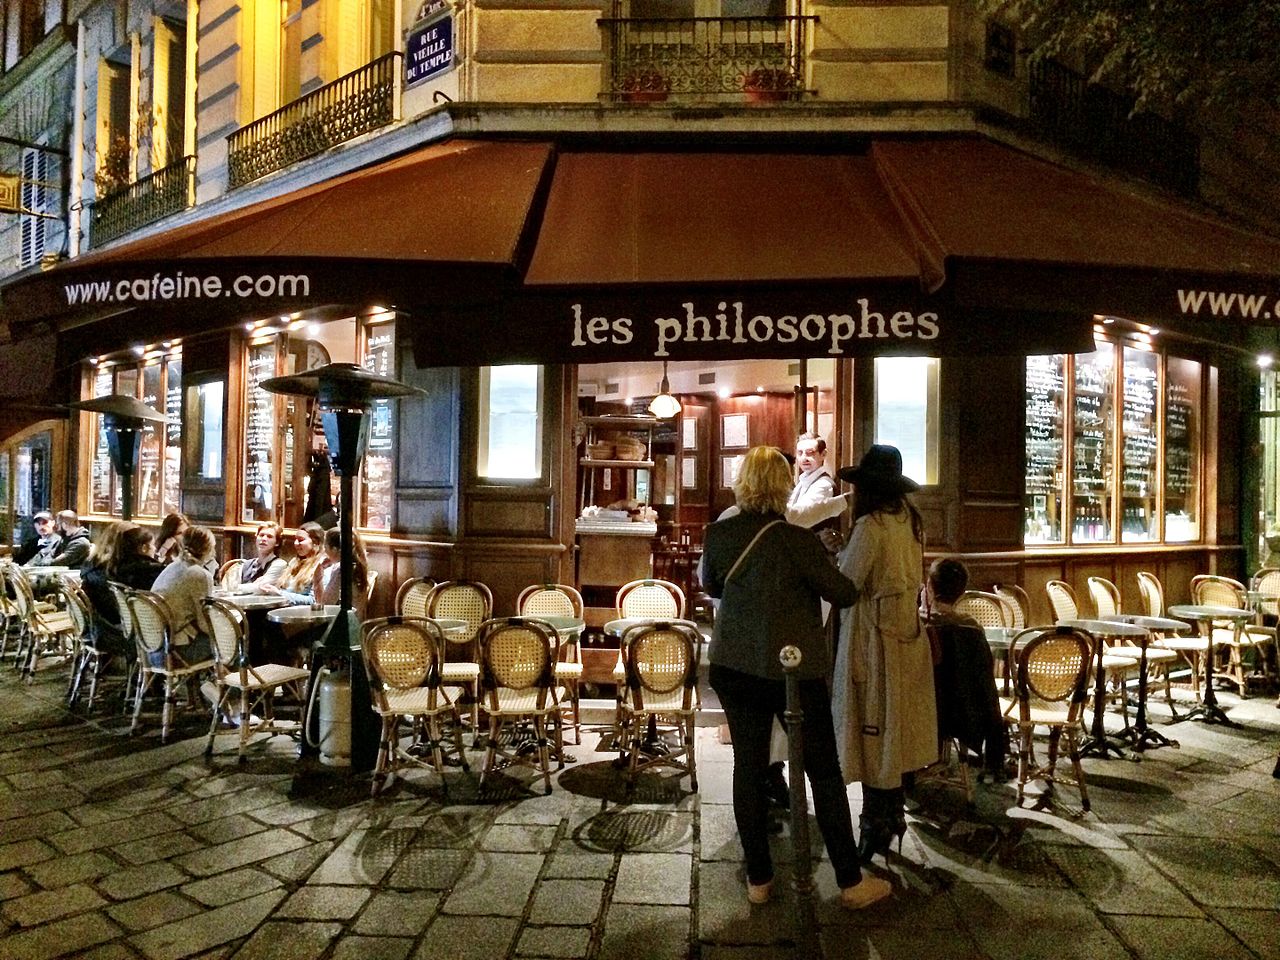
1, 666, 1278, 960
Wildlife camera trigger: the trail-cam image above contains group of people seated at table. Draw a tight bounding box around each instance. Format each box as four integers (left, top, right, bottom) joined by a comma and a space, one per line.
15, 510, 93, 568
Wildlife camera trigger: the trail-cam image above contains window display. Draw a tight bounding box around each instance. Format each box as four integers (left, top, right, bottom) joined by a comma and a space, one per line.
243, 339, 279, 523
361, 320, 396, 530
1024, 354, 1066, 543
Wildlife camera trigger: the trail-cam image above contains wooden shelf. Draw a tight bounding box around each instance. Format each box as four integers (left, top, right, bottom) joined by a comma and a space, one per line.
579, 415, 663, 430
580, 459, 655, 469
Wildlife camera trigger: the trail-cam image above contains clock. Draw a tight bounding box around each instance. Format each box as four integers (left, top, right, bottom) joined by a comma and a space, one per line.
305, 341, 330, 371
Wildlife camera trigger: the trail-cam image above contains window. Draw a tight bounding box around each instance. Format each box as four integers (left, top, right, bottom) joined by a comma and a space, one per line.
361, 315, 396, 530
874, 356, 939, 486
85, 348, 185, 518
18, 147, 48, 268
242, 337, 280, 523
185, 378, 225, 482
152, 18, 189, 168
280, 0, 302, 104
984, 22, 1016, 78
96, 58, 134, 198
18, 0, 46, 58
478, 365, 543, 480
1024, 341, 1202, 546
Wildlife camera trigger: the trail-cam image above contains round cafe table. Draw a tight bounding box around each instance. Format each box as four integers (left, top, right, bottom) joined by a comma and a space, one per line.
1167, 604, 1252, 726
983, 626, 1020, 695
1057, 619, 1143, 760
218, 593, 290, 612
268, 604, 342, 626
1101, 614, 1190, 751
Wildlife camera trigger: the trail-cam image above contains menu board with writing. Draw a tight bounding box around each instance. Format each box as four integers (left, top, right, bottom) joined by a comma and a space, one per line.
243, 340, 278, 524
138, 362, 163, 517
1165, 357, 1201, 541
1072, 344, 1114, 542
90, 367, 114, 514
361, 325, 395, 530
164, 354, 182, 514
1120, 347, 1159, 541
1024, 355, 1066, 542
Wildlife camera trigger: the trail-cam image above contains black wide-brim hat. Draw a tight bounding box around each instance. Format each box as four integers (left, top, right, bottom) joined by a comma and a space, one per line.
837, 444, 920, 493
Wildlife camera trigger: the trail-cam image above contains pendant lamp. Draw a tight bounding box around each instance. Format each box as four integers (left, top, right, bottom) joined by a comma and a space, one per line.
647, 361, 682, 419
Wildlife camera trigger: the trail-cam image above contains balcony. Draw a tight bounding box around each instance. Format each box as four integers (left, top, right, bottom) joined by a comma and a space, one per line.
600, 14, 816, 101
227, 52, 401, 189
1029, 59, 1199, 197
90, 155, 195, 248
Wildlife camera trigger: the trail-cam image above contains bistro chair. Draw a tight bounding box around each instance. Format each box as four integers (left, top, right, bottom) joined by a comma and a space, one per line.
1044, 580, 1081, 623
427, 580, 494, 734
477, 617, 564, 795
1000, 625, 1093, 812
218, 559, 244, 592
992, 584, 1030, 630
202, 598, 312, 761
1086, 577, 1121, 618
1136, 572, 1166, 618
64, 579, 107, 710
8, 567, 78, 682
127, 589, 215, 743
618, 621, 702, 792
616, 578, 686, 620
1087, 575, 1180, 713
361, 616, 470, 796
518, 584, 585, 744
954, 590, 1015, 628
395, 577, 437, 618
1189, 575, 1274, 695
1137, 571, 1207, 703
108, 581, 142, 713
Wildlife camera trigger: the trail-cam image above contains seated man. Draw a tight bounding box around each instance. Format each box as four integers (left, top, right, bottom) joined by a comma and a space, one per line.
50, 510, 93, 569
18, 511, 62, 566
923, 558, 1006, 779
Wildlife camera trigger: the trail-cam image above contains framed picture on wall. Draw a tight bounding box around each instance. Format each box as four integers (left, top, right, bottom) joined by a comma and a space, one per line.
682, 416, 697, 451
722, 455, 743, 489
682, 456, 696, 489
721, 413, 749, 449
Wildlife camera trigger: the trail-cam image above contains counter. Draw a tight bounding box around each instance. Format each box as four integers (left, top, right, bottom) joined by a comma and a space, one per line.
576, 519, 658, 588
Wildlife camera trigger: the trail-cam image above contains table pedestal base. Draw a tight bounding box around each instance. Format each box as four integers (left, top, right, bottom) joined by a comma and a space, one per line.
1174, 701, 1237, 726
1079, 734, 1133, 761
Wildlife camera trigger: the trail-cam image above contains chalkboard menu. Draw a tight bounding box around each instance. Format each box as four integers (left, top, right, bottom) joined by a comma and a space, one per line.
90, 367, 113, 514
1165, 357, 1201, 541
1072, 345, 1114, 541
139, 362, 163, 517
243, 340, 278, 524
164, 355, 182, 515
361, 324, 395, 531
1120, 348, 1159, 540
1025, 355, 1066, 542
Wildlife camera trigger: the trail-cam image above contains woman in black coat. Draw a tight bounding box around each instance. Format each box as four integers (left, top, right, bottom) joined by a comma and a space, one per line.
701, 445, 891, 911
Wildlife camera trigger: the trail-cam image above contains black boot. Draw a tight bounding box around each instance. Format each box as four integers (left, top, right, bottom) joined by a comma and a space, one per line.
764, 761, 790, 810
858, 786, 907, 863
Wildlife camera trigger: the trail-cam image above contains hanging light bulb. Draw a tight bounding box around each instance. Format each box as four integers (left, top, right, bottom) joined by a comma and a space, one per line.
648, 360, 682, 418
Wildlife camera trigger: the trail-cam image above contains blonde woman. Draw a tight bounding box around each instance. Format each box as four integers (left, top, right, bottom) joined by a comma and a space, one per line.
701, 445, 890, 911
261, 522, 325, 603
312, 528, 369, 618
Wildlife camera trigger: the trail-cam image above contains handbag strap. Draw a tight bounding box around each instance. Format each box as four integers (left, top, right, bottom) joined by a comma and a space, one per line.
725, 520, 783, 584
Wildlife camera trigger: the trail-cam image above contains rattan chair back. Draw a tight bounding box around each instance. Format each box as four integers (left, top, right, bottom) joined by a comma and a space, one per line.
427, 580, 493, 646
518, 583, 584, 619
1191, 574, 1247, 609
954, 591, 1014, 628
992, 584, 1030, 629
1086, 577, 1121, 618
62, 580, 94, 640
395, 577, 436, 618
1045, 580, 1080, 622
127, 590, 174, 660
107, 581, 136, 642
1017, 627, 1091, 705
480, 618, 556, 695
364, 617, 446, 708
6, 564, 37, 620
1136, 572, 1164, 617
1250, 568, 1280, 617
202, 597, 248, 672
218, 559, 243, 592
616, 579, 686, 620
623, 622, 699, 710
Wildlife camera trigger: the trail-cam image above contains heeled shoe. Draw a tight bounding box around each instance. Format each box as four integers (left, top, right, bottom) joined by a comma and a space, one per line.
746, 879, 773, 904
857, 818, 907, 863
840, 875, 892, 910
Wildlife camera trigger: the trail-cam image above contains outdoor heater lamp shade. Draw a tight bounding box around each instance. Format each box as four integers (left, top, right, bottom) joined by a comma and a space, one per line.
68, 394, 169, 521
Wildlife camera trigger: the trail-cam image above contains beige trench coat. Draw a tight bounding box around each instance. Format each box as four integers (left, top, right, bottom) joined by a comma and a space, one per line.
831, 509, 938, 788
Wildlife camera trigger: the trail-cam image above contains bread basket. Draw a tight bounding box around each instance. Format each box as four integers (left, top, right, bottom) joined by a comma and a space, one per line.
613, 436, 647, 461
586, 441, 615, 460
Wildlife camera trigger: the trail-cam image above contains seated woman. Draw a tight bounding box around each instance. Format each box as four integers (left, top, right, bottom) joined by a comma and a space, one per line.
116, 526, 165, 589
923, 558, 1006, 779
154, 512, 189, 565
151, 526, 217, 666
234, 522, 287, 593
259, 523, 325, 604
312, 527, 370, 619
79, 521, 137, 658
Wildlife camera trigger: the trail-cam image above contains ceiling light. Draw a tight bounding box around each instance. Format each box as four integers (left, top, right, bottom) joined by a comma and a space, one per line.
1259, 354, 1274, 369
648, 360, 682, 419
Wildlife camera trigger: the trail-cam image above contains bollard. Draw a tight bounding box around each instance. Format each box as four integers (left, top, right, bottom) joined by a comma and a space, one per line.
779, 645, 819, 950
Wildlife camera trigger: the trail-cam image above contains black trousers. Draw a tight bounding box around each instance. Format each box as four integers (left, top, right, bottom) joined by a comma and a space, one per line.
710, 664, 862, 888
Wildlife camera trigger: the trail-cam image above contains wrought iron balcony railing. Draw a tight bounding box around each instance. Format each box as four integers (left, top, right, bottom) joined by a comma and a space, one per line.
227, 51, 401, 189
600, 13, 816, 100
1029, 59, 1199, 196
91, 155, 195, 248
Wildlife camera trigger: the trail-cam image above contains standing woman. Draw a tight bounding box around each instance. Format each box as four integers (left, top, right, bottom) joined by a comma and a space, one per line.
702, 446, 890, 910
832, 445, 937, 862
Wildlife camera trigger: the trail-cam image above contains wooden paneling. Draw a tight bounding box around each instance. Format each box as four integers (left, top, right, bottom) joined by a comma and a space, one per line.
465, 494, 551, 537
395, 490, 453, 536
398, 362, 458, 490
959, 500, 1022, 548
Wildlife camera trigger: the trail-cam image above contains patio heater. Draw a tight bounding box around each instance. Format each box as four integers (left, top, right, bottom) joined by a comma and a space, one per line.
260, 362, 421, 770
68, 394, 169, 522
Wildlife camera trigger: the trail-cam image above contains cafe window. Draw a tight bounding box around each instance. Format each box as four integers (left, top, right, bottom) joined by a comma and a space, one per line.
361, 314, 396, 530
86, 348, 184, 519
477, 365, 543, 480
873, 356, 939, 486
185, 377, 225, 482
1023, 340, 1202, 546
1258, 369, 1280, 559
242, 337, 280, 523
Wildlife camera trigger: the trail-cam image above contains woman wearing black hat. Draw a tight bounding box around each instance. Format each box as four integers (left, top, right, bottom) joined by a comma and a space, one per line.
831, 444, 938, 861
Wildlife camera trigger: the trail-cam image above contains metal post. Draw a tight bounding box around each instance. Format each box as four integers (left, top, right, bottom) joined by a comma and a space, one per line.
779, 644, 819, 952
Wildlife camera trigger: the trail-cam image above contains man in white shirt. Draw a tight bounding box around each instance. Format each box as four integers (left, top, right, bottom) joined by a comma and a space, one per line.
787, 433, 849, 531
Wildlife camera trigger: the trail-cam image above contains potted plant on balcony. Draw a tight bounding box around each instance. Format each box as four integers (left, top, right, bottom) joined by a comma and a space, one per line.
620, 68, 671, 103
742, 67, 798, 103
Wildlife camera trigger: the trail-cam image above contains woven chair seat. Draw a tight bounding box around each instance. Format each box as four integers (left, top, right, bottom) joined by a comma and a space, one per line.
384, 684, 468, 716
1000, 696, 1072, 725
33, 600, 59, 615
1100, 653, 1137, 670
37, 611, 76, 633
623, 688, 691, 714
221, 663, 311, 690
1158, 635, 1211, 653
489, 686, 566, 715
152, 656, 215, 677
1209, 627, 1263, 647
553, 662, 583, 679
441, 661, 480, 681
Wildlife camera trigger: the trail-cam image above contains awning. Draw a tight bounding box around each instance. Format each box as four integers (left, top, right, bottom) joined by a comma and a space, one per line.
0, 333, 56, 398
871, 138, 1280, 339
1, 139, 555, 340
